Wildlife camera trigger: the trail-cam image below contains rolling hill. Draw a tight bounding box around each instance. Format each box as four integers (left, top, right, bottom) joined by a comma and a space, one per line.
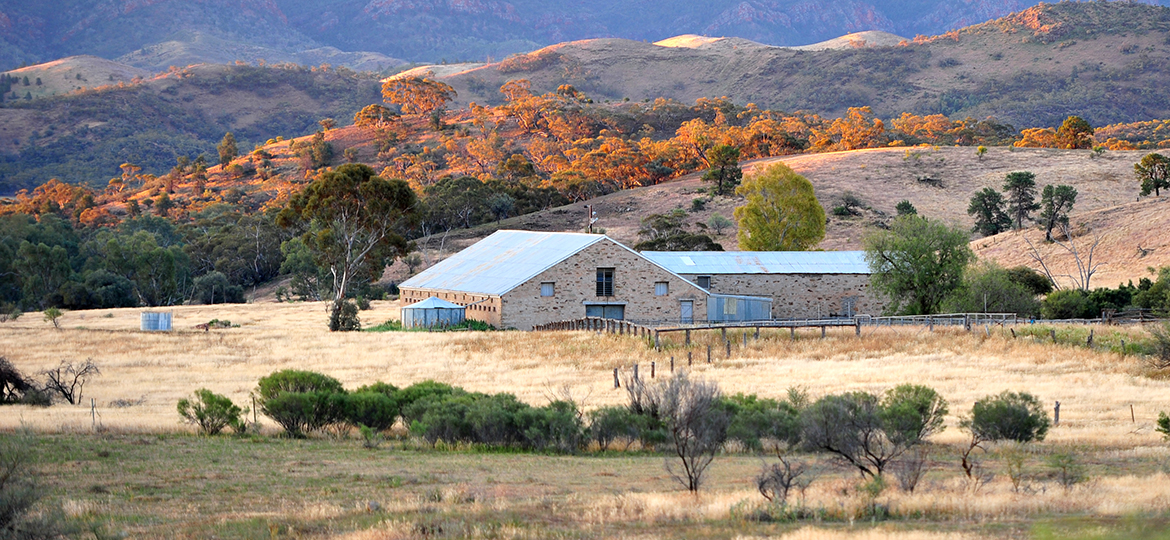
3, 1, 1169, 70
0, 61, 383, 194
423, 2, 1170, 128
401, 145, 1169, 287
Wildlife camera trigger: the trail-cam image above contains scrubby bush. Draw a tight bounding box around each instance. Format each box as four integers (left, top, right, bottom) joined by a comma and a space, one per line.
800, 385, 946, 478
262, 391, 344, 437
1155, 411, 1169, 440
942, 263, 1040, 317
1041, 289, 1094, 319
722, 393, 801, 451
589, 406, 640, 450
329, 298, 361, 331
963, 391, 1050, 444
256, 370, 344, 400
341, 392, 399, 432
256, 370, 346, 437
177, 389, 245, 435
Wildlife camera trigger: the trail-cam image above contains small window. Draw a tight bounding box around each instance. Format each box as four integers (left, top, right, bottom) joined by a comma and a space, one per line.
596, 268, 614, 297
541, 282, 555, 297
723, 297, 738, 316
655, 282, 669, 296
697, 276, 711, 289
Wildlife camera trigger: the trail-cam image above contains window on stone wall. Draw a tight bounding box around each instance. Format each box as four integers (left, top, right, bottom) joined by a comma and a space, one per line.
697, 276, 711, 289
655, 282, 668, 296
541, 282, 555, 297
596, 268, 614, 297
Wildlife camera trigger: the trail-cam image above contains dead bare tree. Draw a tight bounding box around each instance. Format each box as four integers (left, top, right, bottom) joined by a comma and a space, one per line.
756, 454, 809, 504
655, 372, 729, 492
1024, 223, 1104, 291
41, 359, 100, 405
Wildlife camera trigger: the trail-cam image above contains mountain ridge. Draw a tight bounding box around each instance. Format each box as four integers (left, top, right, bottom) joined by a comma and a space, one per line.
3, 0, 1167, 70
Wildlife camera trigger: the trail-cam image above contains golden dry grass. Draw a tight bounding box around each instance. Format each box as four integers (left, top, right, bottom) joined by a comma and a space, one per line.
3, 301, 1168, 450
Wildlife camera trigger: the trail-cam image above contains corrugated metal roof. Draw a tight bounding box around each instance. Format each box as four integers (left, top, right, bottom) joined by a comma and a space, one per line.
642, 251, 871, 275
400, 230, 606, 296
402, 297, 465, 310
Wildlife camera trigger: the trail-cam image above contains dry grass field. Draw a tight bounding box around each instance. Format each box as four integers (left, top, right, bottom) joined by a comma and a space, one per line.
4, 302, 1170, 538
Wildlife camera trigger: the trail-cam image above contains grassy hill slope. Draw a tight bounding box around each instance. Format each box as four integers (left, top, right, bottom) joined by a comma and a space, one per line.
0, 63, 382, 194
431, 2, 1170, 128
415, 145, 1166, 286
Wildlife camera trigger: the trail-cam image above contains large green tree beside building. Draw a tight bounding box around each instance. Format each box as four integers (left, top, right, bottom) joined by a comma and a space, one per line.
734, 163, 825, 251
864, 215, 974, 315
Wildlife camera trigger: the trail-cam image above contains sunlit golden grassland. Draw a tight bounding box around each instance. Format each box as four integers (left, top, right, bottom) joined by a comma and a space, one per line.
2, 301, 1166, 446
4, 301, 1170, 538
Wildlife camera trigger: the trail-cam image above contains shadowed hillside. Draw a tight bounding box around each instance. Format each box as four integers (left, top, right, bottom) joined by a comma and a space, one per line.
427, 2, 1170, 127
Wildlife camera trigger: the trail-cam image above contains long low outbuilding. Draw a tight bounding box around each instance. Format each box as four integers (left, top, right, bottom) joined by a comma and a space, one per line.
399, 230, 883, 330
641, 250, 885, 319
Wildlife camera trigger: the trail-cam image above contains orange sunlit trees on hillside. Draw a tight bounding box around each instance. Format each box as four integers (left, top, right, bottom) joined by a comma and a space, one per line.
381, 77, 457, 126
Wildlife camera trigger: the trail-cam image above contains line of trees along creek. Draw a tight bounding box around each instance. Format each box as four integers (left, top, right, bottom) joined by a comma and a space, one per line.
173, 369, 1076, 498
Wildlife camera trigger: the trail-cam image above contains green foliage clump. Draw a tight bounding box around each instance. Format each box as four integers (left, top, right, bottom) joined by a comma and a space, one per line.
329, 299, 361, 332
963, 391, 1050, 444
864, 215, 973, 315
1156, 412, 1170, 440
1041, 289, 1094, 320
735, 163, 825, 251
943, 262, 1041, 317
720, 393, 802, 452
177, 388, 245, 435
256, 370, 346, 437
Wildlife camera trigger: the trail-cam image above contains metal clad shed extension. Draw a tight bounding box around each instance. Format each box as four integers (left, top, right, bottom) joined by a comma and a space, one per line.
641, 251, 871, 275
708, 294, 772, 322
401, 297, 466, 328
400, 230, 606, 296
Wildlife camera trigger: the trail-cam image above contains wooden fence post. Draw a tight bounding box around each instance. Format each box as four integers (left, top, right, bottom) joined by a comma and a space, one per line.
754, 327, 760, 340
1054, 401, 1060, 426
687, 351, 692, 366
651, 361, 656, 379
821, 326, 826, 339
742, 333, 747, 347
707, 345, 711, 363
685, 329, 691, 347
928, 317, 933, 332
1051, 329, 1057, 342
725, 339, 731, 358
613, 368, 620, 388
670, 357, 674, 373
855, 319, 861, 337
790, 327, 795, 339
1131, 404, 1136, 423
654, 331, 661, 352
1087, 329, 1094, 347
721, 327, 727, 341
633, 364, 639, 382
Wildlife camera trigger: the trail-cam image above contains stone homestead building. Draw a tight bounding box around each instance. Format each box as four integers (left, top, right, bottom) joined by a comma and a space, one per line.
642, 251, 883, 319
400, 230, 882, 330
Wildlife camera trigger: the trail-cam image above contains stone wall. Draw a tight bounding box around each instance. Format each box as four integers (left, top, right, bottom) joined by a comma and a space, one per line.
501, 240, 709, 330
676, 273, 886, 319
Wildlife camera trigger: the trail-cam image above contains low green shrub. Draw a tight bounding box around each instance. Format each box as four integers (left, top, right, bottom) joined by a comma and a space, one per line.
341, 392, 399, 432
964, 391, 1050, 443
177, 389, 245, 435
